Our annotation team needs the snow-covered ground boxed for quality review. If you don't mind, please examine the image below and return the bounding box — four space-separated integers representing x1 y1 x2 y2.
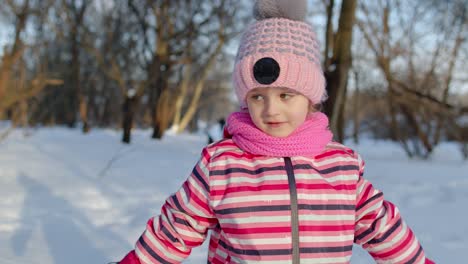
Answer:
0 127 466 263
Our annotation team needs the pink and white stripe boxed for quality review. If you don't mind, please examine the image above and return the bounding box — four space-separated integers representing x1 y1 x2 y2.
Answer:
129 140 432 263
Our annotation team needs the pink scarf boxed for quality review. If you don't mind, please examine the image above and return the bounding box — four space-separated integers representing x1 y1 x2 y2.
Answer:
225 111 333 157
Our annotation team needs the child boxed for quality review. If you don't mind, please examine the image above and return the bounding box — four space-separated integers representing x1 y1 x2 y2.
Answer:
116 0 434 263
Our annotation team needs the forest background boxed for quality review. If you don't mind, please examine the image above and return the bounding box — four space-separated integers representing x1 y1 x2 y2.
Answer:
0 0 467 159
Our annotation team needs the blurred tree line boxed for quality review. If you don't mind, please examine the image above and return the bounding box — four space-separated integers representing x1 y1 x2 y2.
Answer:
0 0 467 159
0 0 243 143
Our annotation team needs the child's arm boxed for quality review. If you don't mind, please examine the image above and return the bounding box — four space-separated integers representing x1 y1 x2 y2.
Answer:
118 148 217 264
354 156 434 263
115 251 140 263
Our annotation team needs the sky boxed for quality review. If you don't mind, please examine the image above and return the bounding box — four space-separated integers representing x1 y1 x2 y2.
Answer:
0 124 467 263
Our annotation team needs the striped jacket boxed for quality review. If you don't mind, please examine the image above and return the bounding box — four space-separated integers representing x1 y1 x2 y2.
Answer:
127 139 431 263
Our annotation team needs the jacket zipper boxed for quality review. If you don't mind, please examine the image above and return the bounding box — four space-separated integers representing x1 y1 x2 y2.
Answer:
284 157 300 264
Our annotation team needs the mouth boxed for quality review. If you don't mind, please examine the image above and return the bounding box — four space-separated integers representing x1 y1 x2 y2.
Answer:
265 122 285 128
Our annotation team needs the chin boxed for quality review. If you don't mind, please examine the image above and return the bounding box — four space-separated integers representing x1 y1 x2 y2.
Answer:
266 131 292 138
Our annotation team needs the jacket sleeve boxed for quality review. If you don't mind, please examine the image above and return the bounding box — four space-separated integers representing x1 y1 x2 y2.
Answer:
354 155 434 263
118 250 141 264
128 148 218 263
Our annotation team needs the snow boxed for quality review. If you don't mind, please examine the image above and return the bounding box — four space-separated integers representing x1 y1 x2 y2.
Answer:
0 127 467 263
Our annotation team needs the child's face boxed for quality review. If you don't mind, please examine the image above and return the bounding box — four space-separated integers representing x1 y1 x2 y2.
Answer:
246 87 311 138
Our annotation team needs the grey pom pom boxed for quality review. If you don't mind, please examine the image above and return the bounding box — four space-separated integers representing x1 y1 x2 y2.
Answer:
253 0 308 21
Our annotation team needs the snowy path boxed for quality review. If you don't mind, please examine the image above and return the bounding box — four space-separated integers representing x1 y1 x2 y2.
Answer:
0 128 466 263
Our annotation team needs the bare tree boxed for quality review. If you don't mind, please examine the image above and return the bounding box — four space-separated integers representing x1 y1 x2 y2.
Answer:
322 0 358 142
171 0 244 133
356 0 467 158
61 0 92 131
120 0 245 140
86 1 143 143
0 0 62 124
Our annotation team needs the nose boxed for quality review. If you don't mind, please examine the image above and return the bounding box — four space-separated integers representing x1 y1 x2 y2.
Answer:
263 97 280 117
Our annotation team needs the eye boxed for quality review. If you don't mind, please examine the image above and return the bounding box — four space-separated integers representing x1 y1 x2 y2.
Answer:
280 93 294 99
250 94 263 101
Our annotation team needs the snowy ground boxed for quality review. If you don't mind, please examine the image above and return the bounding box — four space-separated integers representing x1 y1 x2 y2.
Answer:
0 126 467 264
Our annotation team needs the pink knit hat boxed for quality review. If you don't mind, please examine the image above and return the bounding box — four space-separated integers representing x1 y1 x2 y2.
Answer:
233 0 326 107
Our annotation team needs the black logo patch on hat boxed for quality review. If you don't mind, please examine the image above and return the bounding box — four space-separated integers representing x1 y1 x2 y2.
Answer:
253 57 280 85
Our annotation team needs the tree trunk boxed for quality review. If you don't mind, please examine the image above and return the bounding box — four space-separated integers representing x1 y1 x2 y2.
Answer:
69 27 80 128
122 96 137 144
399 103 433 158
80 96 90 133
324 0 335 70
352 71 360 144
0 59 10 102
172 64 192 129
433 21 464 146
20 100 29 127
323 0 357 141
0 0 27 112
151 89 165 139
152 88 173 139
69 2 88 129
176 39 224 133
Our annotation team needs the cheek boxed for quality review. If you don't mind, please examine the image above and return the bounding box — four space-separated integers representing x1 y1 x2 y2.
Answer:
247 101 262 115
294 111 308 124
291 105 309 124
247 107 262 123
